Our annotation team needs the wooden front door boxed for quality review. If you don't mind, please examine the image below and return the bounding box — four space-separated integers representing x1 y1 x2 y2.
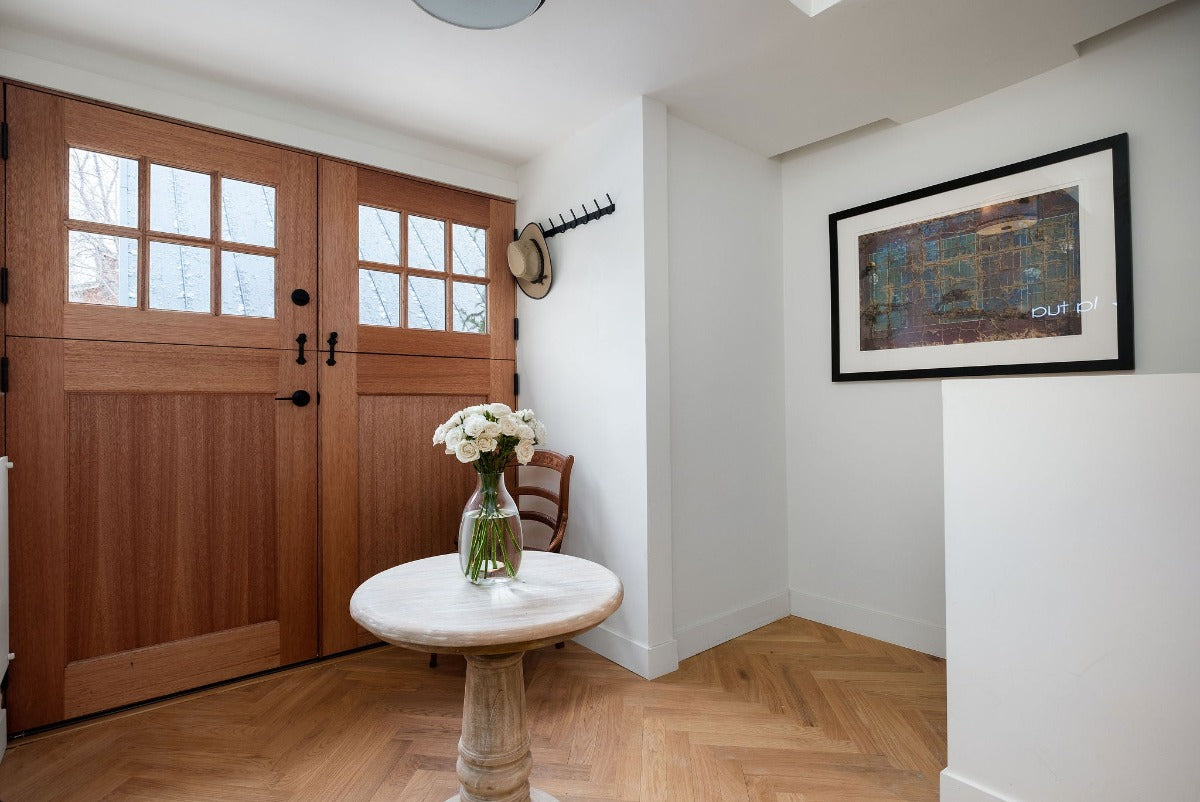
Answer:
3 86 318 731
316 159 516 653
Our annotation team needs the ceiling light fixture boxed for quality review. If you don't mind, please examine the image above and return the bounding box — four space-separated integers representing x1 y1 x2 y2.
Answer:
412 0 544 29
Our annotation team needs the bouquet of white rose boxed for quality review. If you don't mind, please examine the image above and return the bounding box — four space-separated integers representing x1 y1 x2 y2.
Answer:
434 403 546 582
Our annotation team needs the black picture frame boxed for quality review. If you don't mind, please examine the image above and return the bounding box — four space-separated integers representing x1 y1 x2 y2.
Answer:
829 134 1133 382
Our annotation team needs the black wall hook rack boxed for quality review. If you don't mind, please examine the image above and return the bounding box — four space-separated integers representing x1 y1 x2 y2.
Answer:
524 194 616 240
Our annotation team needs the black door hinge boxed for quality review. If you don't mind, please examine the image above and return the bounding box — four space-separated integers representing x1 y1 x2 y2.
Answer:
513 317 519 341
1 267 8 304
1 121 8 161
513 372 520 397
1 358 9 394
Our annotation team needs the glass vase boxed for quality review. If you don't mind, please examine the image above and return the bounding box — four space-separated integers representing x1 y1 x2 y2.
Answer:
459 471 523 585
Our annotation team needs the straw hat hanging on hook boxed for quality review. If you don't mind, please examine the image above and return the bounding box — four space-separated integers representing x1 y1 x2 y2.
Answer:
507 222 554 299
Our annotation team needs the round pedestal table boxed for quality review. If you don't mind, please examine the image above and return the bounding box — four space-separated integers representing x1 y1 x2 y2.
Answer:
350 551 623 802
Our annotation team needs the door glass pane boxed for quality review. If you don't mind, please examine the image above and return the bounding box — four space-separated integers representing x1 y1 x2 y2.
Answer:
452 282 487 333
150 164 211 238
150 241 211 312
408 275 445 330
452 224 486 277
68 231 138 307
359 268 400 327
359 205 401 265
221 178 276 247
222 251 275 318
408 215 445 271
68 148 138 228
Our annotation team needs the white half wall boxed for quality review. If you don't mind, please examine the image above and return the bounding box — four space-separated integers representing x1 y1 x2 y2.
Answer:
0 27 517 197
942 374 1200 802
516 97 677 678
781 0 1200 657
666 116 789 660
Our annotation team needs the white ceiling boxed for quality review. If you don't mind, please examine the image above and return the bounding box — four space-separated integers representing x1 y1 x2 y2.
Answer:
0 0 1175 164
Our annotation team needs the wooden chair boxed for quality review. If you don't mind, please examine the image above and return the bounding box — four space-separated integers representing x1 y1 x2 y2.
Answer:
510 449 574 554
430 450 575 668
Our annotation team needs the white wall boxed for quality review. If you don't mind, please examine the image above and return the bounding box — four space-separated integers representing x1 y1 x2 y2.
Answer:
515 97 677 678
666 117 790 659
941 374 1200 802
780 0 1200 657
0 28 517 197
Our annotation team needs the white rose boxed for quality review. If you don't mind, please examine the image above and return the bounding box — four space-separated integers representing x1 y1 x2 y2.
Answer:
445 428 465 448
514 440 536 464
532 419 547 443
455 439 481 463
498 414 520 437
515 423 535 441
463 414 488 437
475 435 498 453
486 402 512 417
433 422 448 445
480 421 501 439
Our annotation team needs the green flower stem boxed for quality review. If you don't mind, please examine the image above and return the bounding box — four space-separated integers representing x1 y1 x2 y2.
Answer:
464 471 522 582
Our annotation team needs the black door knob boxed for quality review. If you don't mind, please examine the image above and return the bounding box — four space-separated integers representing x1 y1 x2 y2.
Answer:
291 289 311 306
274 390 311 407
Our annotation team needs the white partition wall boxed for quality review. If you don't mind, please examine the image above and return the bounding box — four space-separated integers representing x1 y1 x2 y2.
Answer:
941 375 1200 802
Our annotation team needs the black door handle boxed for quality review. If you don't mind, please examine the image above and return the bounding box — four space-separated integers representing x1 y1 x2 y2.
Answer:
275 390 311 407
296 333 307 365
326 332 338 366
291 288 311 306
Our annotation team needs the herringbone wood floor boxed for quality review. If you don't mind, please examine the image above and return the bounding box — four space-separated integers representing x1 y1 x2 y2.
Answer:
0 617 946 801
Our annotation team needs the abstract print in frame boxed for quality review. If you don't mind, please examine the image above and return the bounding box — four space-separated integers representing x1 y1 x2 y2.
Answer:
829 134 1132 381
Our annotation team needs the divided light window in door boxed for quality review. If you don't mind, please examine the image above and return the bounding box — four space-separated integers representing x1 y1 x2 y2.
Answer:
66 147 279 318
357 205 489 333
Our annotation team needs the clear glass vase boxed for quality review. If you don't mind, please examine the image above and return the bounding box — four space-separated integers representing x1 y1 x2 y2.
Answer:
459 471 524 585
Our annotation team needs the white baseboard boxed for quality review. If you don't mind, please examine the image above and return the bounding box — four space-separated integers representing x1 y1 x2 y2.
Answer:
789 589 946 657
675 592 791 661
941 769 1021 802
572 625 679 679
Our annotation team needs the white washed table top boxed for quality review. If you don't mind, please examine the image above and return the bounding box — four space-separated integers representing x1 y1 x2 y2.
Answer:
350 552 624 655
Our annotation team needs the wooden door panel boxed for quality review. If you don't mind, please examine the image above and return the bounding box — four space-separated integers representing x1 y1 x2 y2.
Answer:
317 157 517 656
63 339 279 393
357 352 495 395
7 337 317 731
66 392 278 661
6 87 62 339
1 85 7 456
357 393 481 585
356 167 491 228
63 621 279 720
6 86 316 351
63 100 284 186
320 354 515 654
6 338 66 732
317 159 515 360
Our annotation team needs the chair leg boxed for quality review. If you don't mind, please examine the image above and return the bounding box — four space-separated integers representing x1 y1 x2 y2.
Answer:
429 653 438 668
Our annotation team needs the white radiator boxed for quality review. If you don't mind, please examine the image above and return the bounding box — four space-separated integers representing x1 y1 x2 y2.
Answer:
0 457 12 757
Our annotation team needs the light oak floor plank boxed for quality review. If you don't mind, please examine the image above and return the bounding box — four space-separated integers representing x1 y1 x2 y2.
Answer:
0 617 945 801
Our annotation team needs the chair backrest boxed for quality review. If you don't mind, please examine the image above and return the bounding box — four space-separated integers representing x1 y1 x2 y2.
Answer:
510 450 574 553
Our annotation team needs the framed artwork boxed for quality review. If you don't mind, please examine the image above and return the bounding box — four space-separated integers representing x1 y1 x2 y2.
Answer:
829 134 1132 381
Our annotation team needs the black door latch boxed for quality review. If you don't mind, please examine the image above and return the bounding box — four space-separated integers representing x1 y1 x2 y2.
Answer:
326 332 338 366
275 390 311 407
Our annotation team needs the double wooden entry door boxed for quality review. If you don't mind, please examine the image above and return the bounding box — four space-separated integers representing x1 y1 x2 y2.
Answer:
2 85 515 732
